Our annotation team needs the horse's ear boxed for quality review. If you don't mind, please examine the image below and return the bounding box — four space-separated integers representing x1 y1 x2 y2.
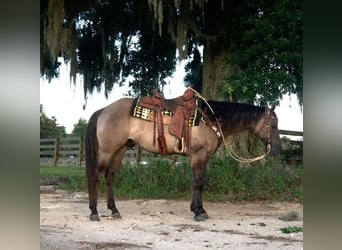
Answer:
265 105 275 115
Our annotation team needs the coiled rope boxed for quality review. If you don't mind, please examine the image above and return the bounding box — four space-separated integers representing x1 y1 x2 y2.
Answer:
189 87 271 163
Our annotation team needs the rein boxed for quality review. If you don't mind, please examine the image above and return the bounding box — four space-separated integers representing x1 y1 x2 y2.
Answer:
190 87 272 163
224 137 271 163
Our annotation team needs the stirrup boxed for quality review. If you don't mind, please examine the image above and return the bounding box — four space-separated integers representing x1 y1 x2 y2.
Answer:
174 137 186 154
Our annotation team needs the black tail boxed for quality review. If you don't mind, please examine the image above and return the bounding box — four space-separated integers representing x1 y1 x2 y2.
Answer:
85 108 104 194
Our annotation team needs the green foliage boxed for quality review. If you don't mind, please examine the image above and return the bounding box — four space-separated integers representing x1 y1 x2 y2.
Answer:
40 166 86 191
41 0 303 104
224 0 303 106
204 157 302 202
205 157 245 199
71 118 88 137
41 0 177 99
40 155 303 202
115 158 192 199
280 226 303 234
40 104 66 138
125 28 177 96
184 48 203 93
281 137 303 164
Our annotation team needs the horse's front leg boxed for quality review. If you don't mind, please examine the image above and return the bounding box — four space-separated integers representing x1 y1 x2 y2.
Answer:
190 152 210 221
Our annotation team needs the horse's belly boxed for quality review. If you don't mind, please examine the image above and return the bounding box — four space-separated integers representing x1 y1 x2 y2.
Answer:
128 118 179 154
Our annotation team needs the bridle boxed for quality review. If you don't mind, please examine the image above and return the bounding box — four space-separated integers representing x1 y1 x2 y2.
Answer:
256 108 277 147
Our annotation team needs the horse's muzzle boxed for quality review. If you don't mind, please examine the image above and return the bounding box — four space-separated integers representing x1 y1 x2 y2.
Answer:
270 145 281 156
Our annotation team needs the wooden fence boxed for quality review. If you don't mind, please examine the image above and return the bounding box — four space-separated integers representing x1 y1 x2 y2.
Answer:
40 137 84 166
40 130 303 166
40 137 157 166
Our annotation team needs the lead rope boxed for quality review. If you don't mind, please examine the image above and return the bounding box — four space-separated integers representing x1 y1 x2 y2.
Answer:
225 137 271 163
188 87 271 163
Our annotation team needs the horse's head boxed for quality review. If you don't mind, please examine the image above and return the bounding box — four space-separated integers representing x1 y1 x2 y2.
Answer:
254 107 281 156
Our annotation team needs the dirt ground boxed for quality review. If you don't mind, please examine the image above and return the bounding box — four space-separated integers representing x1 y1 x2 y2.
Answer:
40 187 303 250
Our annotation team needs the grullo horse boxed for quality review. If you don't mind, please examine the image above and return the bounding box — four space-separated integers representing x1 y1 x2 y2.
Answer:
85 92 281 221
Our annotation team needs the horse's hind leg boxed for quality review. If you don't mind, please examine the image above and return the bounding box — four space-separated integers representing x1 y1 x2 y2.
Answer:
87 166 105 221
105 168 121 219
190 150 210 221
87 152 112 221
105 145 127 219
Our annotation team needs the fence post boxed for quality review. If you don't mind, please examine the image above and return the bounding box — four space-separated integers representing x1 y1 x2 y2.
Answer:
79 136 83 167
53 137 60 166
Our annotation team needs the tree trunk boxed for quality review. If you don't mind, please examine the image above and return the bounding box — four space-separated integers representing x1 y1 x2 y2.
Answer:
201 41 263 159
201 41 233 100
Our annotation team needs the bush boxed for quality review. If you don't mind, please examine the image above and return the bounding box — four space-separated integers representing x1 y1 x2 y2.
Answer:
40 155 303 202
115 157 192 199
204 156 302 202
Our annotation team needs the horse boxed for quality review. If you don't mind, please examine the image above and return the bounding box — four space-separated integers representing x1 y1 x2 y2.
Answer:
85 91 281 222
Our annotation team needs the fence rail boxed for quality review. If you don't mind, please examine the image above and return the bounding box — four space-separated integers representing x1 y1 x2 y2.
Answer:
40 129 302 166
278 129 303 137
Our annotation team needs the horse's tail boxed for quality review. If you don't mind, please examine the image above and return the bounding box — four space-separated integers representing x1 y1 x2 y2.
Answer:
85 108 104 198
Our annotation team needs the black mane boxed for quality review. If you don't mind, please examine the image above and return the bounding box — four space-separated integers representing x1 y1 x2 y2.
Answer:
204 100 266 132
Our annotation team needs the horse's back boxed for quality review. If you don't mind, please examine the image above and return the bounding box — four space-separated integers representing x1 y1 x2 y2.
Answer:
96 98 132 129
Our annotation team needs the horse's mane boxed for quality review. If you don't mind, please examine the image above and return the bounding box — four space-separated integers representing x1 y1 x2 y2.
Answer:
205 100 265 126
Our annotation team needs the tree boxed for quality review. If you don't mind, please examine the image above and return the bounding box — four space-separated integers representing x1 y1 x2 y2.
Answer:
184 47 203 93
40 0 302 106
40 104 66 138
71 118 88 137
223 0 303 106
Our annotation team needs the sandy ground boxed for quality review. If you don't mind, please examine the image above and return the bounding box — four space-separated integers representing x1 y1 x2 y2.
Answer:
40 188 303 249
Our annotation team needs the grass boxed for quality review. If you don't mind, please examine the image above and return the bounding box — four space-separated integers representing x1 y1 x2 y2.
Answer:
40 165 87 191
40 155 303 202
280 226 303 234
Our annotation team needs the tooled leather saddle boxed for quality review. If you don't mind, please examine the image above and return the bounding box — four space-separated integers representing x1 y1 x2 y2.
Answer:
131 88 199 155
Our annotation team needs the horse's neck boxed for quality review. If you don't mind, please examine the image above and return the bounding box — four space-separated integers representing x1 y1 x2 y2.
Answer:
220 107 260 138
222 117 252 136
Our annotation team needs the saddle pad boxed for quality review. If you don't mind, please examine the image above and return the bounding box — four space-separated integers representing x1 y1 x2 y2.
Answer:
130 97 202 126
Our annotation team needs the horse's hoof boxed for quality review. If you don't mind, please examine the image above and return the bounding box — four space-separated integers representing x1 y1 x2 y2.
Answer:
200 212 209 219
194 213 208 222
111 212 122 219
90 214 100 221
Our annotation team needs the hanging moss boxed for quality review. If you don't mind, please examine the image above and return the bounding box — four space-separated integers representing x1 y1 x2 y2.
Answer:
44 0 67 62
68 23 78 84
40 0 302 108
42 0 79 84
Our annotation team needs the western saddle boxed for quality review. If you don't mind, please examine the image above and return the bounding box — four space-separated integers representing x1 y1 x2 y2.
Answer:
136 87 198 155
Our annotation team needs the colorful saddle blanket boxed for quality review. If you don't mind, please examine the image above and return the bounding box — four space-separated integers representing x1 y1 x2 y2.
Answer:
131 99 200 127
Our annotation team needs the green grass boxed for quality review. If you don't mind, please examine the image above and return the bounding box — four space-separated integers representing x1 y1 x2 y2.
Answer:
40 166 87 191
280 226 303 234
40 155 303 202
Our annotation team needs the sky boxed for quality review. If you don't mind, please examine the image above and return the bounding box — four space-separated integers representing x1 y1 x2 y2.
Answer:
40 61 303 136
